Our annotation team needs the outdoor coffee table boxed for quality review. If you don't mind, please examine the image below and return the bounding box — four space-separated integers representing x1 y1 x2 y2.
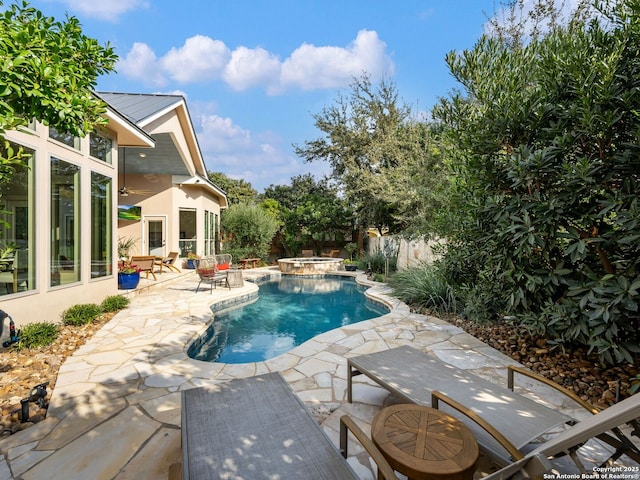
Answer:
371 403 479 480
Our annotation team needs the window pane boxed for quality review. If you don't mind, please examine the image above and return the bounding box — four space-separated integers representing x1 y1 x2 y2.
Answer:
51 158 80 286
0 144 35 296
90 131 113 163
179 209 197 256
91 172 112 278
49 127 81 150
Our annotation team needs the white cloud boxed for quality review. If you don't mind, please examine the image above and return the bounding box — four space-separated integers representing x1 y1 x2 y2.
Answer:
195 112 328 191
223 47 282 91
117 42 166 87
161 35 231 83
281 30 394 91
56 0 149 22
119 30 394 94
199 114 252 153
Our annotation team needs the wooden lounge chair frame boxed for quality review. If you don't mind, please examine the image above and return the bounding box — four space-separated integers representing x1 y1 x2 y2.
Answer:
129 255 157 280
155 251 180 273
180 372 395 479
347 345 640 471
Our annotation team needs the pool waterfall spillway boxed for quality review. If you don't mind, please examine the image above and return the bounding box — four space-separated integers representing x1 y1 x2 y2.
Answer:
278 257 344 275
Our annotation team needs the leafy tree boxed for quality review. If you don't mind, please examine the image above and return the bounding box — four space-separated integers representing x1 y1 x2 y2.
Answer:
207 171 257 205
220 203 278 261
294 75 447 236
261 174 329 210
0 1 116 148
262 174 354 256
433 0 640 364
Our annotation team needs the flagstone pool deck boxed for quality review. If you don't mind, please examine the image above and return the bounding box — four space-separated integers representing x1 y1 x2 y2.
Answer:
0 268 596 480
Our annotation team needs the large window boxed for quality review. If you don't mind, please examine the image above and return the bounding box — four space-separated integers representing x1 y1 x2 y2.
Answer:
51 158 80 286
204 210 216 256
89 130 113 163
91 172 112 278
49 127 81 150
0 144 35 296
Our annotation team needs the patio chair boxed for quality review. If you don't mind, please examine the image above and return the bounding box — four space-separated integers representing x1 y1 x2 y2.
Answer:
347 345 640 472
480 391 640 479
181 372 397 479
195 257 229 292
155 251 180 273
129 255 157 280
213 253 232 271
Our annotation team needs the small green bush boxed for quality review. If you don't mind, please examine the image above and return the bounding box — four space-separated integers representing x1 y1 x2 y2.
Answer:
17 322 58 349
361 251 397 275
101 295 129 312
62 303 103 326
388 263 457 317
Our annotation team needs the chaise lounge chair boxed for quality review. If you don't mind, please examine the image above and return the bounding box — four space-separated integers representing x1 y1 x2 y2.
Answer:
482 390 640 478
180 372 397 479
347 345 640 473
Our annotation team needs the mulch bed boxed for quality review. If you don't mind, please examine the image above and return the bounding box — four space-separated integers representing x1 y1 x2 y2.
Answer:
445 314 640 408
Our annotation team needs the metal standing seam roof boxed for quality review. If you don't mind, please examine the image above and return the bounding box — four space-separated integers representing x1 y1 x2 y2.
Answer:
96 92 185 125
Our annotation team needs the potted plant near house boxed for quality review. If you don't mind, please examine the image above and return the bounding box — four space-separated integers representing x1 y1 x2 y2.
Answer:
186 252 200 269
118 236 137 261
118 262 141 290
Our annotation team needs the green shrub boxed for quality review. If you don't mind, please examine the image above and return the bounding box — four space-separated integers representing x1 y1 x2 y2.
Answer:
17 322 58 349
62 303 103 326
221 203 279 260
101 295 129 312
361 249 397 275
388 263 457 317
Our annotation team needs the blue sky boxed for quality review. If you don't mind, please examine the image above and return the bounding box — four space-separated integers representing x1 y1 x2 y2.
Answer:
26 1 506 192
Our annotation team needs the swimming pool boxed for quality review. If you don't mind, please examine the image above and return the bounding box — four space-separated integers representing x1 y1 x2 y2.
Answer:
187 275 388 363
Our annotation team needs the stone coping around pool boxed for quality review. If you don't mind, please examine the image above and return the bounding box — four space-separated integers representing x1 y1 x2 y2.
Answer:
172 272 406 379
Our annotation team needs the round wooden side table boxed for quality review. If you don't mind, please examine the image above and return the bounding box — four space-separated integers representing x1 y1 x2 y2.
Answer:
371 404 479 480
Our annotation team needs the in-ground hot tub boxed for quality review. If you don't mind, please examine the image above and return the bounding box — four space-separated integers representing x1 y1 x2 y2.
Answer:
278 257 344 275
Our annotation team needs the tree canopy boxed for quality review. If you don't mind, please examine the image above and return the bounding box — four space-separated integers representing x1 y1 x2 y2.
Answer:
261 174 353 256
207 171 257 205
294 75 447 236
0 1 116 140
433 0 640 363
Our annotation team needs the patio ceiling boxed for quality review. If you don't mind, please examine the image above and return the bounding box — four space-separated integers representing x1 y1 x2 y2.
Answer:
119 133 191 176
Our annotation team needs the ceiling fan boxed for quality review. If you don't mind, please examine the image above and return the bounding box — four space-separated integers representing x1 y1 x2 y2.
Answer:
119 149 153 197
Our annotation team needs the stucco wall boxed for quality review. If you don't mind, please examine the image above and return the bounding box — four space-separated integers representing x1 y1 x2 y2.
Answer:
367 236 444 270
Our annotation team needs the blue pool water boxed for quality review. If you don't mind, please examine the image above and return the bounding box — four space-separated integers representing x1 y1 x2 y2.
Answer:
188 276 388 364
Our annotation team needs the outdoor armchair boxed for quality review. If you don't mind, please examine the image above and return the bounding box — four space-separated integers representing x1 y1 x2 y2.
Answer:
195 257 229 292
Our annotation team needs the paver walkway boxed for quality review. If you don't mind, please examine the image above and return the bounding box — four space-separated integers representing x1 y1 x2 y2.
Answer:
0 268 613 479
